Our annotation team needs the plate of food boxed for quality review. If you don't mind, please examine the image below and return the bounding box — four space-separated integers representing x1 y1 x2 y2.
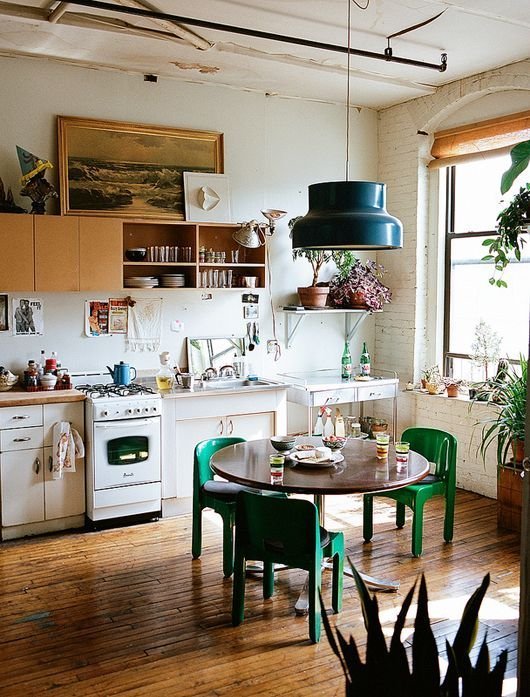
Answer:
290 450 344 467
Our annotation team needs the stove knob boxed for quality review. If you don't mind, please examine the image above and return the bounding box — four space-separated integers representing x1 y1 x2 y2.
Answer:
143 407 150 414
101 409 109 418
126 408 133 415
152 406 158 413
135 407 141 414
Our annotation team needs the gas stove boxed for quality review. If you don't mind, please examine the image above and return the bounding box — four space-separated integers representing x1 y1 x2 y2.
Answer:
75 382 157 399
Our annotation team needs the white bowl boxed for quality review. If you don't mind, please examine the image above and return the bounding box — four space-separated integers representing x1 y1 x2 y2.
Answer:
0 374 18 391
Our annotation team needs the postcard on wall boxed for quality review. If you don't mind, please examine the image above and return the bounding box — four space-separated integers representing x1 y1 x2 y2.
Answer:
108 298 128 334
85 300 109 337
12 297 43 336
0 295 8 332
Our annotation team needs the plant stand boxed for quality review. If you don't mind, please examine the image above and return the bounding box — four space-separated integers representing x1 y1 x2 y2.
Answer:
497 466 523 533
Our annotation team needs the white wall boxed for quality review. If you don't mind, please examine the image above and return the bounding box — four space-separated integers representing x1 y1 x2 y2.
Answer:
0 55 378 378
377 59 530 497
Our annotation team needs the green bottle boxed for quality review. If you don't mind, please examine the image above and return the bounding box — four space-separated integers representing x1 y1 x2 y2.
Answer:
360 341 371 376
341 341 352 380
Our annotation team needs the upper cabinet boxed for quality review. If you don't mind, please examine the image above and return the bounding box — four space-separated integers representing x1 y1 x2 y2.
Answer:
35 216 79 291
79 217 123 290
0 214 35 291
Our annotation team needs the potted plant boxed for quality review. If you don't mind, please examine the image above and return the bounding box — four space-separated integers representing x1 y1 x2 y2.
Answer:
471 319 501 383
328 255 392 311
474 355 527 532
482 139 530 286
421 365 444 394
290 217 333 307
443 376 463 398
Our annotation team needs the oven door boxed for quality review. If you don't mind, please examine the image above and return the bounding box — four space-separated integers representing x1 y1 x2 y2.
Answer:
93 417 161 490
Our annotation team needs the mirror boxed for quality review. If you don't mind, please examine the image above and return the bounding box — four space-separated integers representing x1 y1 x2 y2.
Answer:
187 336 245 376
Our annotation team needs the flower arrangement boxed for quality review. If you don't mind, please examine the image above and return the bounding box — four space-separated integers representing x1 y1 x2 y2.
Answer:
329 256 392 311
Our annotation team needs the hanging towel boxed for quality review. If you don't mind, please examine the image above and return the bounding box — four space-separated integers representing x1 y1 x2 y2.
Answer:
126 298 163 352
52 422 85 480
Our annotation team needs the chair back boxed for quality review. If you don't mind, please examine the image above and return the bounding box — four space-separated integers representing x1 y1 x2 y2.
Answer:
194 437 246 491
235 491 320 565
401 427 457 487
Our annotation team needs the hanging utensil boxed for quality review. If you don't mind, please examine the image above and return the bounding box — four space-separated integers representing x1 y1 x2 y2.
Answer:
253 321 260 345
247 322 255 351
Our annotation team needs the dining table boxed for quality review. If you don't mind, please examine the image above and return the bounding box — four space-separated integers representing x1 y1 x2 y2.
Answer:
210 435 430 608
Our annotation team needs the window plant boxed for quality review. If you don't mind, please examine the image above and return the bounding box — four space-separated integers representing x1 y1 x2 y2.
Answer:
482 140 530 286
289 216 333 307
470 319 501 382
443 376 464 397
328 255 392 311
421 365 444 394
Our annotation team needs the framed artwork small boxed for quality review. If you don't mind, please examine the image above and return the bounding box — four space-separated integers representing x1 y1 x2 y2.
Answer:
183 172 231 222
0 294 8 332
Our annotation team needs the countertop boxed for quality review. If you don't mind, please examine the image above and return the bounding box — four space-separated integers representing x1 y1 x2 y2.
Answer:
276 369 398 392
0 388 86 407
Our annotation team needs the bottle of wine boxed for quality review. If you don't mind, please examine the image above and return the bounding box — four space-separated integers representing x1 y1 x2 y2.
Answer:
360 342 371 376
341 341 352 380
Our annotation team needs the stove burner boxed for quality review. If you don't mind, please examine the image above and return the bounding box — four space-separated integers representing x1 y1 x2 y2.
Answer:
75 382 156 398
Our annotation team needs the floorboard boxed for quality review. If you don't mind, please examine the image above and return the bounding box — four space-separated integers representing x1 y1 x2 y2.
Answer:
0 490 520 696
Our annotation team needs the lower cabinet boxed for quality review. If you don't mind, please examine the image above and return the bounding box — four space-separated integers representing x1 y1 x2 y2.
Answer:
161 388 287 515
0 401 85 539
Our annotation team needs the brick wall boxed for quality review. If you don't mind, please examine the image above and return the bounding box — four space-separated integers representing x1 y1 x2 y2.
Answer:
375 59 530 499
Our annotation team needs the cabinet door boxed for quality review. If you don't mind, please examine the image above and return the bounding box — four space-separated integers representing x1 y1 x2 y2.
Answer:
79 217 123 290
43 446 85 520
228 412 275 440
43 402 84 447
0 214 34 290
0 448 44 526
34 216 79 291
174 416 224 498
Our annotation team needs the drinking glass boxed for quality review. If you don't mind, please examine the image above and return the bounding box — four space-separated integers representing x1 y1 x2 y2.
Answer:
395 441 410 469
375 432 390 459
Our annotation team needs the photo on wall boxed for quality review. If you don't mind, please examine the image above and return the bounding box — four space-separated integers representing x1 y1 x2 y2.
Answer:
12 297 44 336
0 294 8 332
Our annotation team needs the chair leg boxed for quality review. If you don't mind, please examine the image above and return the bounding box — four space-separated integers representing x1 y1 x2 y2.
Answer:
263 562 274 599
411 498 426 557
191 503 202 560
363 495 374 542
396 501 406 528
443 488 455 543
222 511 235 578
232 550 246 627
331 541 344 613
308 562 321 643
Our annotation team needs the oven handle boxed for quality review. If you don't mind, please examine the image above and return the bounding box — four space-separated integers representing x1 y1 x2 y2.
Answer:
94 418 160 431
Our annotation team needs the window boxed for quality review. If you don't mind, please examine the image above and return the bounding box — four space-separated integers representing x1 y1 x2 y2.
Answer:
443 152 529 382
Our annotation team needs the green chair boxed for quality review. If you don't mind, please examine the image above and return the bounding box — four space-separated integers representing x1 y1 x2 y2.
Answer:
192 437 248 578
232 490 344 643
363 427 458 557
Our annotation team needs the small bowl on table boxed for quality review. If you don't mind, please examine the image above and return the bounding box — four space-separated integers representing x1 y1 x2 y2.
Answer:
125 247 147 262
321 435 347 451
270 435 296 453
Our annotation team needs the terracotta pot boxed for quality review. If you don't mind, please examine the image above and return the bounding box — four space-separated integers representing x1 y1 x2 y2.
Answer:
497 466 523 533
348 289 370 309
511 438 525 464
446 384 459 398
297 285 329 308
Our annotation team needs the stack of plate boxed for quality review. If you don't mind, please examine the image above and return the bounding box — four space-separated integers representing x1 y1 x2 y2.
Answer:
159 274 186 288
124 276 159 288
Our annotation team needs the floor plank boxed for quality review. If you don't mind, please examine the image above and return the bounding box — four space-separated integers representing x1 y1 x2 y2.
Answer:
0 490 520 696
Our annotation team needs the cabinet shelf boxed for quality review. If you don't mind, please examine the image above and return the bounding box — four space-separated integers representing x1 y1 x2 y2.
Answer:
281 308 376 348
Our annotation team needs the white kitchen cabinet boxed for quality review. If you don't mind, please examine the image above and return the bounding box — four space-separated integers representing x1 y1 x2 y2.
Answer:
0 401 85 539
161 387 287 516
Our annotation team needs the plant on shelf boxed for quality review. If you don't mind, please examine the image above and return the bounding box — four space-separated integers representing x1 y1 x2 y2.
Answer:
474 354 527 468
443 376 464 398
471 319 501 382
328 256 392 311
421 365 444 394
482 139 530 286
290 216 334 307
321 561 507 697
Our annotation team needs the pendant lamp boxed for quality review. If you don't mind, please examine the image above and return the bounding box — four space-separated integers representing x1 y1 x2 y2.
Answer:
291 2 403 251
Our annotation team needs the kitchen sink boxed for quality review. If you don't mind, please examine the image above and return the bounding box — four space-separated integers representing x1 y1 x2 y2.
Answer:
199 378 279 390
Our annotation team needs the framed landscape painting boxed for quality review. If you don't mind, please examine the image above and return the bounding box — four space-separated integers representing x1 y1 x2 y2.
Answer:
58 116 224 219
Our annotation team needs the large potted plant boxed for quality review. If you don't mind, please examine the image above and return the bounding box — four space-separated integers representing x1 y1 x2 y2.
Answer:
474 355 527 531
328 254 392 310
290 217 333 307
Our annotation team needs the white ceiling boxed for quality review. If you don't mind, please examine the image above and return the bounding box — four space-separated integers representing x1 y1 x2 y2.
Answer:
0 0 529 109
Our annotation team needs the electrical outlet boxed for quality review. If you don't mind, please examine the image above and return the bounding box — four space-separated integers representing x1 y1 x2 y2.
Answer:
267 340 279 354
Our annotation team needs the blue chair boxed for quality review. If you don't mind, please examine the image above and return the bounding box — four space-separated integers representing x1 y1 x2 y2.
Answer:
232 490 344 643
363 427 457 557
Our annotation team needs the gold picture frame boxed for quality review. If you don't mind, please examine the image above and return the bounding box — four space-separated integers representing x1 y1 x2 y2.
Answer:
58 116 224 219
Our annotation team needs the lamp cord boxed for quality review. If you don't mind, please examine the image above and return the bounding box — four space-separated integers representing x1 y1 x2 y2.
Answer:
265 240 281 361
345 0 352 182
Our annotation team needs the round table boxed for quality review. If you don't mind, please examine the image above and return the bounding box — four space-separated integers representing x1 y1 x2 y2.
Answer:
211 436 429 596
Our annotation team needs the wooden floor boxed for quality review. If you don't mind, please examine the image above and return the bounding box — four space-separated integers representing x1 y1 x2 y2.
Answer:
0 490 521 696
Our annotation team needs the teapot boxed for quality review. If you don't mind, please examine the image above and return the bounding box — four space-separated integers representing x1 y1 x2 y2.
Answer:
107 361 137 386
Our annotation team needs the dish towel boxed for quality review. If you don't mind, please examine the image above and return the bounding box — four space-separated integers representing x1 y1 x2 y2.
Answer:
52 422 85 480
126 298 163 352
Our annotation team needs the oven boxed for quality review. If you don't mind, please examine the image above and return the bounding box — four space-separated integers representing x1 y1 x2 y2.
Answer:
73 374 163 522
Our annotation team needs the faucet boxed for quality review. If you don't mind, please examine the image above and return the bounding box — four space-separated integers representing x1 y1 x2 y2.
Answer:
219 364 236 378
202 366 218 380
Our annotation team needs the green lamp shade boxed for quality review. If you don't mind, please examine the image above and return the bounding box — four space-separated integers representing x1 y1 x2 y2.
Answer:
291 181 403 250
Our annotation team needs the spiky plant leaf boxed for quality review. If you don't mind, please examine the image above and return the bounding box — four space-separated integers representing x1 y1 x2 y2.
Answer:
412 575 440 695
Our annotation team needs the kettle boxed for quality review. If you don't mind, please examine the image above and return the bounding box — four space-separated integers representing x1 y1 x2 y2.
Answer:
107 361 137 386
